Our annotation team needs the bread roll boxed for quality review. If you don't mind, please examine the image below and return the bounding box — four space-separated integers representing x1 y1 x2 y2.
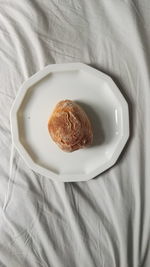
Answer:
48 100 93 152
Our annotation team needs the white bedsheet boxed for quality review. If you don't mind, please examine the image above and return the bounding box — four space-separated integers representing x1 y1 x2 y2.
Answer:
0 1 150 266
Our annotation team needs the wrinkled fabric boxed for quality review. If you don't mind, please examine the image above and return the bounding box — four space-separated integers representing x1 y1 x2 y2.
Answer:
0 0 150 266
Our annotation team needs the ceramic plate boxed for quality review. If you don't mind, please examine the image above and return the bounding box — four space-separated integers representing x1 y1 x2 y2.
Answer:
10 63 129 182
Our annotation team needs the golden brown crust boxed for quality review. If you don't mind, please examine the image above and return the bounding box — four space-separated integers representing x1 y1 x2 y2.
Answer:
48 100 93 152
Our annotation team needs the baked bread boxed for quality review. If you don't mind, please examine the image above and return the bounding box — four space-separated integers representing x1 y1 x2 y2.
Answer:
48 100 93 152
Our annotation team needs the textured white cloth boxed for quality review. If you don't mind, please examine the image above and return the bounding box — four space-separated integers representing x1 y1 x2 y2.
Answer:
0 0 150 266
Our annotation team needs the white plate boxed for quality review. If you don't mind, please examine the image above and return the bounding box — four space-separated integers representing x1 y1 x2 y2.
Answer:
10 63 129 182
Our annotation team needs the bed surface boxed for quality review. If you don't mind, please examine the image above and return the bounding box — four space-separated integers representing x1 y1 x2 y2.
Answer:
0 1 150 266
